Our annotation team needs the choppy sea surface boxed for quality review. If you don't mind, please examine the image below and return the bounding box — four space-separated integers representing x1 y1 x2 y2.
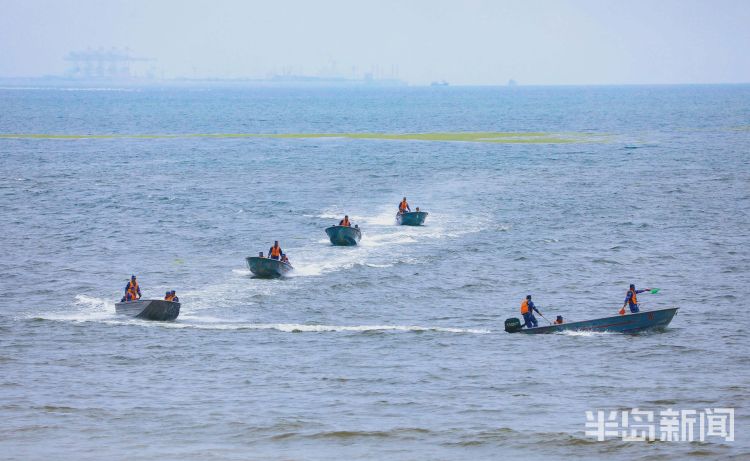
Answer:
1 85 749 460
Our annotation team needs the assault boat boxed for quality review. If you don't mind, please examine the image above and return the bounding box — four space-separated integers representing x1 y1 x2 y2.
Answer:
325 225 362 246
115 299 181 321
246 256 294 278
504 307 678 334
396 211 428 226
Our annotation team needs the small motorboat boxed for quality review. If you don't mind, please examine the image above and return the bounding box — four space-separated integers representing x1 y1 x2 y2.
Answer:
246 256 294 278
325 225 362 246
504 307 678 334
396 211 428 226
115 299 181 321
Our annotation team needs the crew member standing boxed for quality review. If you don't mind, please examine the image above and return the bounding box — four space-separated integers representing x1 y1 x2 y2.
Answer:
398 197 411 213
622 284 651 314
268 241 283 261
520 295 542 328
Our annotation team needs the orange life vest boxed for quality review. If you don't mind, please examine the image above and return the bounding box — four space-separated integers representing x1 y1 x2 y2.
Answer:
399 200 409 212
554 319 563 324
165 294 173 301
520 299 529 314
127 280 139 299
629 290 638 305
271 245 281 258
342 217 350 227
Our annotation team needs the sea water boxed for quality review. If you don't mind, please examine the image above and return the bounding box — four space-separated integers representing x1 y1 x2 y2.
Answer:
1 85 748 459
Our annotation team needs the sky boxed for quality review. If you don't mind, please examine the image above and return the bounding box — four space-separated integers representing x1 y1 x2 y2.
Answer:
0 0 749 85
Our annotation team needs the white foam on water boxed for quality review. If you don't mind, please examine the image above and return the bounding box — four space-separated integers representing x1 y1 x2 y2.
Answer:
74 294 111 310
179 271 277 311
288 252 367 277
41 300 493 336
317 211 342 220
154 322 491 334
365 263 393 268
175 313 227 323
316 206 396 227
286 204 494 279
557 330 615 337
360 209 400 226
38 294 117 323
359 232 418 248
151 203 495 315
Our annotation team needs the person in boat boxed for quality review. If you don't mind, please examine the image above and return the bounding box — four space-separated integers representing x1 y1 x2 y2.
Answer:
398 197 411 213
120 292 134 302
281 254 290 264
415 207 420 212
170 290 179 303
258 251 264 258
520 295 541 328
268 241 283 260
125 275 141 301
164 291 172 301
339 215 351 227
554 315 564 325
622 284 651 313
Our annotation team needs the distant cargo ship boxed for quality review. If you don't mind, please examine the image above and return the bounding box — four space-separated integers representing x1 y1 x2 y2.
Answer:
430 80 449 86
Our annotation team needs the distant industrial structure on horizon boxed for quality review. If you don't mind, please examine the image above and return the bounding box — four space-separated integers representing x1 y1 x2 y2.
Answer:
64 47 156 80
44 48 408 87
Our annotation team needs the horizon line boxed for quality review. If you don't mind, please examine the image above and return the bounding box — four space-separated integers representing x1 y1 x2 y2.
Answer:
0 75 749 88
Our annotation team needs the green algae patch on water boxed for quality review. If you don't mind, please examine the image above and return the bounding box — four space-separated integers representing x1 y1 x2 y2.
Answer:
0 132 605 144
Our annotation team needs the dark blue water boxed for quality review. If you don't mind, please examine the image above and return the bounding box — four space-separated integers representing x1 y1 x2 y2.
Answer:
1 85 749 460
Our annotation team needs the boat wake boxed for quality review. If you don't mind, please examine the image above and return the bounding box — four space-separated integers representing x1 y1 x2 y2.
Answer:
157 321 491 334
33 295 117 323
34 302 491 335
557 330 615 337
288 204 492 278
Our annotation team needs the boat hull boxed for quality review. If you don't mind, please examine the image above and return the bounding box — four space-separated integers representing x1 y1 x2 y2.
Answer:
510 307 678 334
325 225 362 246
115 299 181 321
396 211 428 226
246 256 294 278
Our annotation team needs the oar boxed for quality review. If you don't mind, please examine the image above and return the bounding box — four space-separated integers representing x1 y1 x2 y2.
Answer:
537 311 553 325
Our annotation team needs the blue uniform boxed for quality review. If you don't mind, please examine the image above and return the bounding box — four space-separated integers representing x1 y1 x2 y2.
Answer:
523 300 540 328
624 289 647 313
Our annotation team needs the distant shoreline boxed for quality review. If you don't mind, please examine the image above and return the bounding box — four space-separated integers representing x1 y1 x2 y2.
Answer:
0 77 748 89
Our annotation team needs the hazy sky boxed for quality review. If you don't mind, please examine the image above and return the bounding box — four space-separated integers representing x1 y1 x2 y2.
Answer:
1 0 749 85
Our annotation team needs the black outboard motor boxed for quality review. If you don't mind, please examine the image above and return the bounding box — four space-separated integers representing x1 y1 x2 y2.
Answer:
504 317 523 333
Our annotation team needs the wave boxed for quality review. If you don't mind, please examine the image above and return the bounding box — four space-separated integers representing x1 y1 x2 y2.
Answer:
43 296 491 335
271 427 433 441
148 320 491 334
35 295 116 323
36 314 491 335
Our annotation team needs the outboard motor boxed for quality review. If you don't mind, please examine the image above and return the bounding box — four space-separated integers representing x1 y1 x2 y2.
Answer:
504 317 523 333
